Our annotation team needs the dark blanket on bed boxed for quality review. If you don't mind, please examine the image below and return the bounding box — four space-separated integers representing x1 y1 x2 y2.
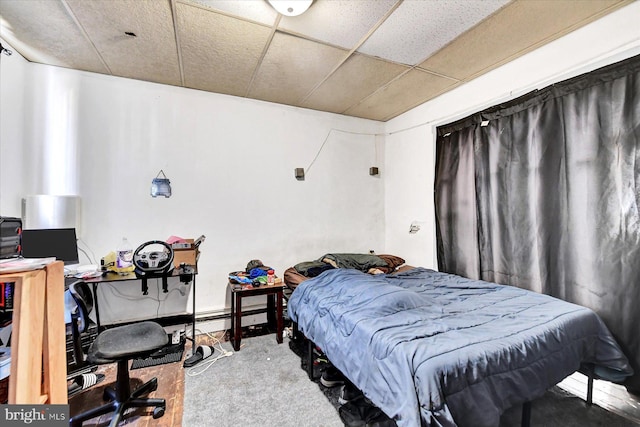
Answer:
288 267 633 427
320 253 389 271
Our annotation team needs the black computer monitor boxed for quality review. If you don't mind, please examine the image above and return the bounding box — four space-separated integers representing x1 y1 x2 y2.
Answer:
20 228 80 265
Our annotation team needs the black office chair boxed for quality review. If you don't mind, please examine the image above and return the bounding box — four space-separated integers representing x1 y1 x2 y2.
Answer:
67 281 95 373
67 281 168 427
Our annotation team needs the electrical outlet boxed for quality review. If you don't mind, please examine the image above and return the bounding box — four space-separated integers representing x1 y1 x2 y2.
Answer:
172 330 180 345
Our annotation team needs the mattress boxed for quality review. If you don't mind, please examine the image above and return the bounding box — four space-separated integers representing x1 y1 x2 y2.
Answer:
288 267 633 427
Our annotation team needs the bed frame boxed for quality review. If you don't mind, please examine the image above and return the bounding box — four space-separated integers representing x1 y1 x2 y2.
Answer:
293 323 597 427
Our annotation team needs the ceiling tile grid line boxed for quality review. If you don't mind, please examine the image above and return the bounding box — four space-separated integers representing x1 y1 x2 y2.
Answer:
275 0 401 51
339 64 421 117
381 80 463 123
61 0 112 75
244 13 281 98
187 0 278 26
177 0 275 28
298 0 405 106
170 0 186 86
413 66 462 83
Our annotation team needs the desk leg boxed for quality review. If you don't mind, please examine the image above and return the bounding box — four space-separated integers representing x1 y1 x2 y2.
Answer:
267 294 275 330
92 283 102 332
191 275 196 346
233 292 242 351
230 289 235 349
276 289 283 344
43 262 67 404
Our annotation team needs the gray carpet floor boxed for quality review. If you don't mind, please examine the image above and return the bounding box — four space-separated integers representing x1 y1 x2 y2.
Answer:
183 334 342 427
184 333 638 427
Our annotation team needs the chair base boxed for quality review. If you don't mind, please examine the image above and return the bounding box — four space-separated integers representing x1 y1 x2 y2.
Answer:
69 360 166 427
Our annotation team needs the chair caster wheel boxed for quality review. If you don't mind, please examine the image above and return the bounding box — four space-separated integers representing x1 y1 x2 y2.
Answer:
153 406 165 419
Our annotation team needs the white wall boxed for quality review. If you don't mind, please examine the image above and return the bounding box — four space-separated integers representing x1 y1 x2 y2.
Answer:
3 1 639 329
383 1 640 270
1 51 385 326
0 39 27 218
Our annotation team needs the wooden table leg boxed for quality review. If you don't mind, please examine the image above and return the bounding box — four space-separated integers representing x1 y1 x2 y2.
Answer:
229 287 235 348
233 292 242 351
276 289 283 344
267 294 275 330
43 262 67 403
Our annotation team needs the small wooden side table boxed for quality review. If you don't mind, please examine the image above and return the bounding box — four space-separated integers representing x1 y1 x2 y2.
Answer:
228 281 284 351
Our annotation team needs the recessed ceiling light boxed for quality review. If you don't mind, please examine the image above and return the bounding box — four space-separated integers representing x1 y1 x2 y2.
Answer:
267 0 313 17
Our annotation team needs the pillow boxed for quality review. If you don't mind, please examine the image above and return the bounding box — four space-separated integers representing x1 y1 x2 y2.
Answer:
283 267 308 289
377 254 405 270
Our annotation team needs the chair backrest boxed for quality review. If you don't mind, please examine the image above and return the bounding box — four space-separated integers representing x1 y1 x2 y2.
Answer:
68 281 93 334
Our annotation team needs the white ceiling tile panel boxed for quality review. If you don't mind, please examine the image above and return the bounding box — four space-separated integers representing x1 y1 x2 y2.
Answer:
302 53 409 114
0 0 631 121
0 0 108 73
176 3 272 96
345 68 458 121
248 32 349 106
419 0 628 82
358 0 511 65
65 0 181 86
278 0 398 49
187 0 278 25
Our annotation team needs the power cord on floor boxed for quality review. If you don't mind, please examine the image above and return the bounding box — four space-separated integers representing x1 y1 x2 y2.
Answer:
185 329 234 377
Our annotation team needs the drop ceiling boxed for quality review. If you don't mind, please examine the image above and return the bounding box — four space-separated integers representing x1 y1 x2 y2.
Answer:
0 0 632 121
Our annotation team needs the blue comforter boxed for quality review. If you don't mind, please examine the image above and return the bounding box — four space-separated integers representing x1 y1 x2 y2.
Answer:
288 267 632 427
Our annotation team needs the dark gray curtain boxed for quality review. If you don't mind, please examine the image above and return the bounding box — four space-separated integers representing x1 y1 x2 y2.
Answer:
435 54 640 392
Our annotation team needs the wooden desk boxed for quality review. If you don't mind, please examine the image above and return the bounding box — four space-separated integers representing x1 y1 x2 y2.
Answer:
228 282 284 351
0 261 67 404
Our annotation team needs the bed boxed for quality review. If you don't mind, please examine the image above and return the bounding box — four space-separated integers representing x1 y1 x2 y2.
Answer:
287 264 633 427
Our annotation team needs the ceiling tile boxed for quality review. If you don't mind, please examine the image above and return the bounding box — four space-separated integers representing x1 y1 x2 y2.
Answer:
358 0 511 65
345 69 458 121
0 0 632 122
302 53 409 114
187 0 278 26
278 0 398 49
66 0 181 86
0 0 108 73
176 2 272 96
419 0 631 81
248 32 349 106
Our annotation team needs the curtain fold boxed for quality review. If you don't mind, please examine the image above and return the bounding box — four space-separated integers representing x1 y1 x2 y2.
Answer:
435 54 640 392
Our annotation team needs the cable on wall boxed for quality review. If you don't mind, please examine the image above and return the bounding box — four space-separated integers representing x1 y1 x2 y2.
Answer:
300 128 386 180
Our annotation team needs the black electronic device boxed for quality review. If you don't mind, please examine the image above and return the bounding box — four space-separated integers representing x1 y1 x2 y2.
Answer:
20 228 79 265
133 240 174 276
178 263 194 284
133 241 174 295
0 216 22 259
